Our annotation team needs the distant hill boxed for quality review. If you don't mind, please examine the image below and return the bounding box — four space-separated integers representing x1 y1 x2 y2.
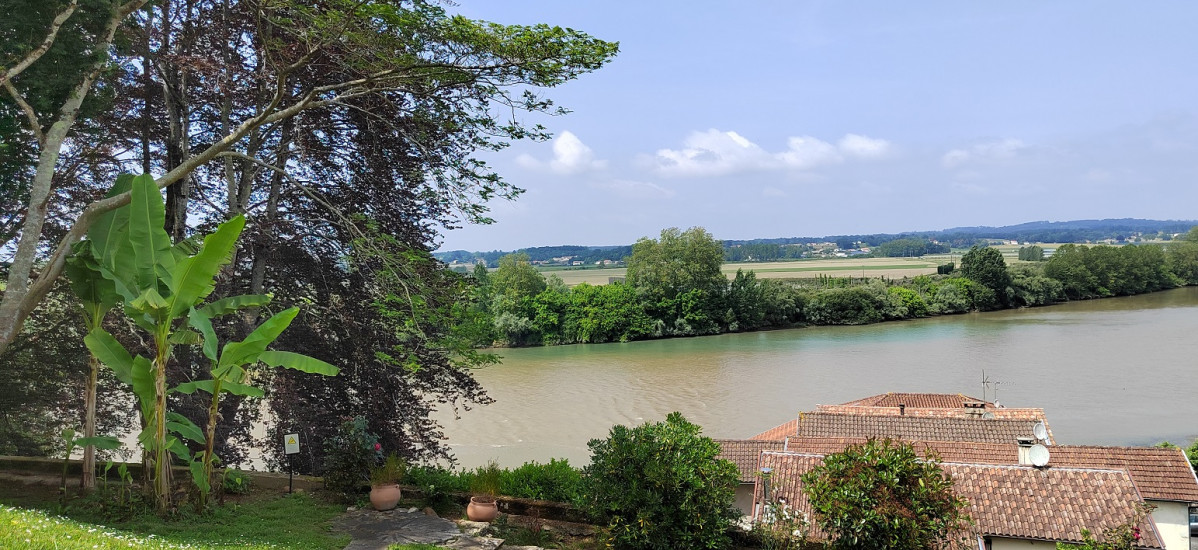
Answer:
436 218 1198 266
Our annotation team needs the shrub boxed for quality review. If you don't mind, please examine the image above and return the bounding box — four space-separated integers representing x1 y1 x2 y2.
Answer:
321 417 382 501
581 412 739 550
802 438 970 550
222 468 252 495
503 458 583 503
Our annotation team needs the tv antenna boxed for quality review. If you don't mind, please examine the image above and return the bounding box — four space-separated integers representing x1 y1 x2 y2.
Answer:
981 370 1008 405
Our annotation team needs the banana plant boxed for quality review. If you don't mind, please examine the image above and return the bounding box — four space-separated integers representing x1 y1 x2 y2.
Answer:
76 173 339 512
64 241 121 491
178 302 338 506
80 174 250 512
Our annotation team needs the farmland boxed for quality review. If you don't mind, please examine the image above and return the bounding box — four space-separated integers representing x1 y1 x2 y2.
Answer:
538 257 943 286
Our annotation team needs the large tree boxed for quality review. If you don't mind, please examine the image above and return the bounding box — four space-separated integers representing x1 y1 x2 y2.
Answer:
625 226 726 334
959 245 1010 308
2 0 617 469
0 0 619 356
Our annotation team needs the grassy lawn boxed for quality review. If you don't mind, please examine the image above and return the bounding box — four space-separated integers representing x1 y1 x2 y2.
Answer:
0 476 350 550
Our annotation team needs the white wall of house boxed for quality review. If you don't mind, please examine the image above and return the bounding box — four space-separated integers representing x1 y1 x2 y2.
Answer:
989 537 1057 550
734 483 754 516
1150 500 1190 550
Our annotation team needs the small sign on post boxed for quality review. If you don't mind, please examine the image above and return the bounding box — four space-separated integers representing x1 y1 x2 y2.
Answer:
284 433 300 455
284 433 300 493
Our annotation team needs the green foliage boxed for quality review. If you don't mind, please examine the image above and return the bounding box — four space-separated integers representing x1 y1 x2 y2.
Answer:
874 238 949 258
960 246 1011 306
581 412 739 550
1044 244 1177 299
626 227 726 305
936 262 955 275
886 286 928 317
404 459 583 504
371 454 408 487
1018 245 1045 261
470 460 503 500
802 438 970 550
502 458 583 503
491 253 547 300
804 286 884 325
322 417 383 501
222 469 252 495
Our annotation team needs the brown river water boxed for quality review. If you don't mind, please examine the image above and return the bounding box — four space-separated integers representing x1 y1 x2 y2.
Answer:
436 287 1198 468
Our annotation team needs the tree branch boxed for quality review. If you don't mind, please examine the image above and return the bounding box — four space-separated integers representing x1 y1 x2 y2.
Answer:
0 0 79 84
3 80 45 145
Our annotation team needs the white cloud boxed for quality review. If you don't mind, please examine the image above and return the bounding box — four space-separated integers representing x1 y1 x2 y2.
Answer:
839 134 891 158
762 187 788 197
777 136 841 169
651 129 774 177
941 138 1026 168
516 131 607 174
652 129 892 177
596 179 676 199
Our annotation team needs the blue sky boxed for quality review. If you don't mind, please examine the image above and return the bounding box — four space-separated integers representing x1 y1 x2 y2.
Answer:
438 1 1198 251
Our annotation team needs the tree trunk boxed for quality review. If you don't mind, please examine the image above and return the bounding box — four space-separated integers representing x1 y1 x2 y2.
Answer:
81 354 99 490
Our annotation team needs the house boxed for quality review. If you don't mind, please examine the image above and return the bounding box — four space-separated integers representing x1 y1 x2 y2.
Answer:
712 439 785 514
781 438 1198 550
754 450 1166 549
722 392 1196 550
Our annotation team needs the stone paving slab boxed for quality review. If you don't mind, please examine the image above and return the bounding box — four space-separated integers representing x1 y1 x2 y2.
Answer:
333 506 503 550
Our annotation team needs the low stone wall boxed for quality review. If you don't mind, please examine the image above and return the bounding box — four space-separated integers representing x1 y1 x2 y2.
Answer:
0 455 323 491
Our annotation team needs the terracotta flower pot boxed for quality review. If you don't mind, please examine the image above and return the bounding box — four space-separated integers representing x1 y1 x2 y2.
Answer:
369 483 401 511
466 496 498 522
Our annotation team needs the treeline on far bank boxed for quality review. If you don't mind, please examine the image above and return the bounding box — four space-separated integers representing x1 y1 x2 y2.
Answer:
455 227 1198 347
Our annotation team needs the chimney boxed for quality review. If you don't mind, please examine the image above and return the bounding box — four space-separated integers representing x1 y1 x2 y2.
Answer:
1016 437 1034 465
899 403 906 416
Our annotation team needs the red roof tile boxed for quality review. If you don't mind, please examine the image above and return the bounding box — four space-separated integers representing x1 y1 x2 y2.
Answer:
838 392 991 409
714 439 785 483
751 419 797 441
754 450 1165 548
794 412 1054 445
783 438 1198 504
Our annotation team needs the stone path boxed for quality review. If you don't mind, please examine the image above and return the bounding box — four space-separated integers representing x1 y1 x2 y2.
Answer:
332 506 542 550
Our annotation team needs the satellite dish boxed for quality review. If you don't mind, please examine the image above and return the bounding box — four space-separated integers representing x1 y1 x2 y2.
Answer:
1029 444 1050 467
1033 421 1048 441
981 412 996 420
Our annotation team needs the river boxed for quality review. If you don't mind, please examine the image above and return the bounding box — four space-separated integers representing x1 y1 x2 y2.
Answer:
436 287 1198 468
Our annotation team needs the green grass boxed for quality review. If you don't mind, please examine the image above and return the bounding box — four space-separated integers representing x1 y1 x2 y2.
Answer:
0 493 350 550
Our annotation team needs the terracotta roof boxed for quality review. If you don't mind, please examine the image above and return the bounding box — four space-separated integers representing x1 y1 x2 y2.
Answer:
794 412 1053 445
784 438 1198 504
943 462 1162 548
751 419 797 441
755 450 1165 548
714 439 786 483
816 403 1046 421
838 392 992 409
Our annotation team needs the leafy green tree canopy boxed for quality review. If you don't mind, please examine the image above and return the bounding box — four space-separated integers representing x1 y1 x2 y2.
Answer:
802 438 970 550
625 226 725 301
581 412 739 550
960 245 1011 307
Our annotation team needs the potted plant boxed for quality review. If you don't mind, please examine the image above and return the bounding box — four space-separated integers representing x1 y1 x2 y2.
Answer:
369 453 406 511
466 460 502 522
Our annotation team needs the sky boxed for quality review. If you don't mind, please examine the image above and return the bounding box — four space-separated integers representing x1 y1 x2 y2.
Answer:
437 1 1198 251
